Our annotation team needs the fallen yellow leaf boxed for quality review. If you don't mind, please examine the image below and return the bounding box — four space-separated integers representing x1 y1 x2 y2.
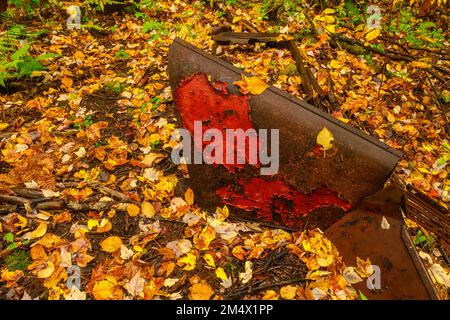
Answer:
92 280 116 300
127 203 140 217
189 282 214 300
28 222 48 240
0 123 9 131
100 236 122 253
280 285 297 299
410 61 431 69
141 201 155 218
365 28 381 42
316 127 334 151
234 75 269 95
232 246 246 260
184 188 194 205
194 225 216 250
215 267 228 281
61 77 73 89
177 252 197 271
262 290 279 300
203 253 216 268
37 261 55 278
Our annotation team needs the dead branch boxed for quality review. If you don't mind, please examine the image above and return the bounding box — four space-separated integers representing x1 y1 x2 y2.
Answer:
331 33 449 84
228 277 308 298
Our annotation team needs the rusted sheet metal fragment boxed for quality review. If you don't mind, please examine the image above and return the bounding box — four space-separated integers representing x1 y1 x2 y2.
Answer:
326 187 439 300
168 38 402 230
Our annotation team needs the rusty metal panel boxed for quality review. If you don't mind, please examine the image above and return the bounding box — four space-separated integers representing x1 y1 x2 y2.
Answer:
325 186 439 300
168 38 402 230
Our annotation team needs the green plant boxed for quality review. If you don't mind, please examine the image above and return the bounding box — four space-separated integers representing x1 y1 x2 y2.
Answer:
142 19 168 40
0 43 55 87
3 249 31 271
386 10 446 48
105 80 126 95
114 48 130 60
0 24 55 86
8 0 42 18
84 0 115 11
74 114 94 129
3 232 18 250
413 229 436 249
336 0 365 27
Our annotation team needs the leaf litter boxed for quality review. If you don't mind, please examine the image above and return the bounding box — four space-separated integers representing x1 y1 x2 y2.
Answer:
0 1 449 300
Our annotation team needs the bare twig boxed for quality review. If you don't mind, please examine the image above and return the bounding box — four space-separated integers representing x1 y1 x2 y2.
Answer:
228 277 308 297
330 33 449 84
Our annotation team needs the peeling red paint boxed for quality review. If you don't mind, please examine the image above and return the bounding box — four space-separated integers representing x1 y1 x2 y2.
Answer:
175 73 255 168
176 73 351 226
216 177 351 228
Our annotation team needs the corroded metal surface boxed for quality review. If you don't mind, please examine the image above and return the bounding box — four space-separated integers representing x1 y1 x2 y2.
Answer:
325 186 439 300
167 37 440 300
168 38 402 230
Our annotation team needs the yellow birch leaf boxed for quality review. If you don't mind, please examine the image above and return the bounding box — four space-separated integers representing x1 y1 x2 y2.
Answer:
141 201 155 218
92 280 116 300
232 246 246 260
127 203 140 217
365 28 381 41
87 219 99 230
184 188 194 205
29 222 48 240
234 75 269 95
189 282 214 300
195 225 216 250
262 290 279 300
37 261 55 278
280 285 297 299
177 252 197 271
203 253 216 268
100 236 122 253
245 76 268 95
316 127 334 151
215 267 228 281
0 123 9 131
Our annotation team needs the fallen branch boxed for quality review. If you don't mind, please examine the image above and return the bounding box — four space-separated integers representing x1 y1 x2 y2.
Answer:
0 194 31 206
331 33 449 84
228 277 308 298
287 40 314 99
96 186 140 204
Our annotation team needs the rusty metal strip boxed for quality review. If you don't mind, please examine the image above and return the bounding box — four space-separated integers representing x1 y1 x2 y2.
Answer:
401 225 441 300
325 187 435 299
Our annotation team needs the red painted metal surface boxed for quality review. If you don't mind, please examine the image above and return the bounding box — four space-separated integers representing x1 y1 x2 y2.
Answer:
217 178 351 229
175 73 254 169
168 38 438 299
175 72 352 229
169 38 402 230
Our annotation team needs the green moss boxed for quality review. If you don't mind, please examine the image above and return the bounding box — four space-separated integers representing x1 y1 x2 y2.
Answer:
3 249 31 271
281 63 298 76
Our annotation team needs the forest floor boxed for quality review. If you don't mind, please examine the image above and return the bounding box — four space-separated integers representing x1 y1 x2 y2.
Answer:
0 1 449 300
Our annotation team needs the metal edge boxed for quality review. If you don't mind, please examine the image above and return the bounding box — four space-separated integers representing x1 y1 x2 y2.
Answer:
170 37 403 159
401 225 441 300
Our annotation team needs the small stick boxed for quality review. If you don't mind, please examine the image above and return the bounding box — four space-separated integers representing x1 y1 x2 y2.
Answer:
228 277 308 297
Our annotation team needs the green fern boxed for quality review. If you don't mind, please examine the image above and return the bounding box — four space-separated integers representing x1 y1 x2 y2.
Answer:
0 25 56 87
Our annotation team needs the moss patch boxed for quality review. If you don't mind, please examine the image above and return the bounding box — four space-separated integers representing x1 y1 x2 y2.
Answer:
3 250 31 271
